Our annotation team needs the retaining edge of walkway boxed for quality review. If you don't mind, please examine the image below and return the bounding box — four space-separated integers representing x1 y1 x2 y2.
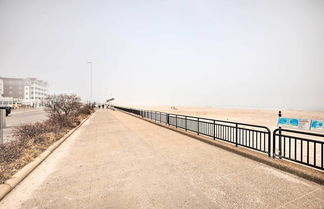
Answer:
118 110 324 185
0 112 95 201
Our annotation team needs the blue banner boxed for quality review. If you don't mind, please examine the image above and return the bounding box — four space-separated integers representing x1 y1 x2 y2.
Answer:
311 120 324 131
277 117 311 130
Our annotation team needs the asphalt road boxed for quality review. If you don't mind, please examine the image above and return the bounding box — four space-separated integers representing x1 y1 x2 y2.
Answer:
1 108 48 143
0 109 322 209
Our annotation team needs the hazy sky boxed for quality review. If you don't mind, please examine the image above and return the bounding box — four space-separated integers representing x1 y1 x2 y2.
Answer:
0 0 323 110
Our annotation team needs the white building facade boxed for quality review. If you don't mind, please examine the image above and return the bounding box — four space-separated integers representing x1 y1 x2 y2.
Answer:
0 79 3 96
0 77 49 107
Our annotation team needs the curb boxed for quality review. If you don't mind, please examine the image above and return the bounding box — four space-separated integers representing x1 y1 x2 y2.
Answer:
118 110 324 185
0 112 95 200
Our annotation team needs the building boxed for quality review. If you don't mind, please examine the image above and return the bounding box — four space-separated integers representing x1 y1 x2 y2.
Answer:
0 79 3 96
0 77 48 107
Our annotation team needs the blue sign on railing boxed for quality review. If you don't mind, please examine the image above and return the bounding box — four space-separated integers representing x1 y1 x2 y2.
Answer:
311 120 324 131
277 117 311 130
278 117 324 132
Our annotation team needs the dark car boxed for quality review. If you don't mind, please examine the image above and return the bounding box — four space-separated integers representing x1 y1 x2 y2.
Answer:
0 106 11 116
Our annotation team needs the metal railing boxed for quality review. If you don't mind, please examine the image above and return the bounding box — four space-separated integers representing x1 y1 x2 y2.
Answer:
114 106 324 170
115 106 271 157
273 128 324 170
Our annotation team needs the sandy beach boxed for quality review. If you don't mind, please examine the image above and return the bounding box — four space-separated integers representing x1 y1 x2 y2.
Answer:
131 105 324 132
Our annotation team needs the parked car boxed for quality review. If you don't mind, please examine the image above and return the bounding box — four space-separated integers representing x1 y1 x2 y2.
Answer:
0 106 11 116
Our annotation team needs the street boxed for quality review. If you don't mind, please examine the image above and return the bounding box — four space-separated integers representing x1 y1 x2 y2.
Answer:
2 108 48 143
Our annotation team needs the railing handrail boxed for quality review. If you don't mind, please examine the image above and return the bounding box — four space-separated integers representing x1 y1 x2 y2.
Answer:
134 109 271 133
274 133 324 144
274 128 324 138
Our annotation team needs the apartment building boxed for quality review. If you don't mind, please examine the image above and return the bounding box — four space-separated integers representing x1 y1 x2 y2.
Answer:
0 79 3 96
0 77 48 107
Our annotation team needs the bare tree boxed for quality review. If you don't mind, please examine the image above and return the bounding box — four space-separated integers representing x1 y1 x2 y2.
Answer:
46 94 82 127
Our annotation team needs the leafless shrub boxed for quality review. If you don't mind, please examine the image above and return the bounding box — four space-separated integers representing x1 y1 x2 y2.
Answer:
76 103 94 115
12 123 45 143
0 141 24 164
46 94 82 128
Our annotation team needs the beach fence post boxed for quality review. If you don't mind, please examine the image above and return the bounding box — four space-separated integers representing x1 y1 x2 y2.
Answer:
278 126 282 159
268 130 271 157
278 110 282 159
273 130 276 159
185 116 187 131
175 115 177 128
197 118 200 135
235 124 238 147
213 120 216 140
167 113 169 125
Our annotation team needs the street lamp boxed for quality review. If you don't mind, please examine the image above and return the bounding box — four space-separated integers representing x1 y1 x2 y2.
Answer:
87 61 93 103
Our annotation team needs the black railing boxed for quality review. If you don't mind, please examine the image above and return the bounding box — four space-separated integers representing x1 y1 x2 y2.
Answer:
115 106 271 157
114 106 324 170
273 128 324 170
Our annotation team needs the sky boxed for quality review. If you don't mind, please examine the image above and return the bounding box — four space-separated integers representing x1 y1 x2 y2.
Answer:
0 0 323 111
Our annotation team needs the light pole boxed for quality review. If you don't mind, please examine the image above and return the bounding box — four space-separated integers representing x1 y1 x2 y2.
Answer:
87 61 93 103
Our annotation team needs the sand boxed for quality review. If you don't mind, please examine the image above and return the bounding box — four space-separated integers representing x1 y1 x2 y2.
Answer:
132 105 324 132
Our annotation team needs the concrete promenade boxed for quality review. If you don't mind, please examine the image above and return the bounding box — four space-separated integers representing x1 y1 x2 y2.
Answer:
0 109 323 209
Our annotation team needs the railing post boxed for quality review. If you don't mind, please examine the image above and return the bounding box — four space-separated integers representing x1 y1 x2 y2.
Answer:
277 110 282 159
176 115 177 128
197 118 199 135
278 127 282 159
185 116 187 131
213 120 216 140
235 123 238 147
167 114 169 125
268 130 271 157
273 131 276 159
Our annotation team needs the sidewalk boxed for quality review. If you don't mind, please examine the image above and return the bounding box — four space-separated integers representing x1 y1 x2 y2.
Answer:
0 109 323 209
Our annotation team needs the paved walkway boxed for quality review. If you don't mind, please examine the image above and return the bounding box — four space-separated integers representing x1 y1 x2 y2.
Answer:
0 109 323 209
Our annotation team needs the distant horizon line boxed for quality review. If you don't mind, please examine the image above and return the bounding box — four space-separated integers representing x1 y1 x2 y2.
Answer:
114 103 324 113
